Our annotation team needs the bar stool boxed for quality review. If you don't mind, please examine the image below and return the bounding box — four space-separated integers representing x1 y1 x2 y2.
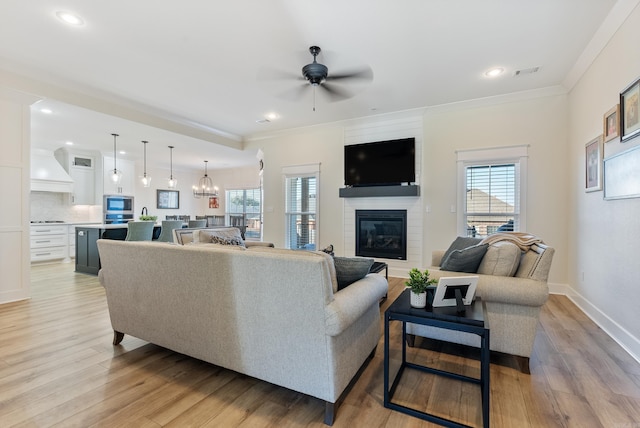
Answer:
125 221 155 241
157 220 184 242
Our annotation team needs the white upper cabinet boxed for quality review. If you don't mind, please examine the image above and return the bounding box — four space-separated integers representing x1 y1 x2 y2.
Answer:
55 148 100 205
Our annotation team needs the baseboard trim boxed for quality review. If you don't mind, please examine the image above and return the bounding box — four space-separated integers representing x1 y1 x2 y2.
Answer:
549 282 640 365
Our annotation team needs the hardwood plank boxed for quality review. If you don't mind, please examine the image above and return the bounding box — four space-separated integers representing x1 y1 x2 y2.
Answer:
1 264 639 427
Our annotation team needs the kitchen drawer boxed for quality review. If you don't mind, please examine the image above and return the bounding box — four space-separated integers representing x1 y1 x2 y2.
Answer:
30 234 68 248
31 246 67 262
30 225 68 236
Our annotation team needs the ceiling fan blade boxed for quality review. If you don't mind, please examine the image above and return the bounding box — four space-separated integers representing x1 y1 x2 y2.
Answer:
277 83 309 101
258 67 304 82
319 83 353 101
327 66 373 82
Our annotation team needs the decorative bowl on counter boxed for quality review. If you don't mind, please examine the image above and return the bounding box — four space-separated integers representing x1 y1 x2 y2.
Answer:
139 215 158 221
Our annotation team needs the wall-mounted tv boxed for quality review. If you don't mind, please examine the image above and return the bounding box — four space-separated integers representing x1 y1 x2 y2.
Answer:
344 137 415 187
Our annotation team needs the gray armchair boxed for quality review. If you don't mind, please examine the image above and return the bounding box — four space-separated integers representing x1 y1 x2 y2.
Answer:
407 239 554 374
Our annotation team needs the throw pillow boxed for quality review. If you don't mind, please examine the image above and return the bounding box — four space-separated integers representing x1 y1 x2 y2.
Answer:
210 235 246 247
333 256 374 290
477 241 521 276
441 236 483 267
199 227 244 245
440 243 489 273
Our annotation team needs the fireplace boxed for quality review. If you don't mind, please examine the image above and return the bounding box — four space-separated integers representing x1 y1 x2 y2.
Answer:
355 210 407 260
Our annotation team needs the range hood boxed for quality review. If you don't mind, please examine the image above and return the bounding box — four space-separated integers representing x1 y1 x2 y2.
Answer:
31 149 74 193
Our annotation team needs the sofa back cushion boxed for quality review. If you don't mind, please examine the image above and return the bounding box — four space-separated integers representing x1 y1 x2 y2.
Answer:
477 241 521 277
246 246 339 293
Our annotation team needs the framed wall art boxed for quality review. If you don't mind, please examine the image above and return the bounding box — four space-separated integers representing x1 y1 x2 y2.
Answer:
208 196 219 209
157 189 180 209
603 104 620 142
604 144 640 200
585 135 602 192
620 77 640 142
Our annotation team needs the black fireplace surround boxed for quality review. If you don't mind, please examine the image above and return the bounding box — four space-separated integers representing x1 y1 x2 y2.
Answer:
355 210 407 260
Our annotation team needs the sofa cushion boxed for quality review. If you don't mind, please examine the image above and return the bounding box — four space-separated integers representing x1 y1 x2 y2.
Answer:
333 256 374 290
440 243 488 273
441 236 483 267
245 246 339 292
477 241 521 276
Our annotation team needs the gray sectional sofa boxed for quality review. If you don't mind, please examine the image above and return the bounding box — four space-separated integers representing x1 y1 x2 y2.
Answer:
97 238 388 425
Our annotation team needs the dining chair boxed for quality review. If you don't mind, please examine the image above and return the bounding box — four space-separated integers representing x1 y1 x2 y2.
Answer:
188 219 207 228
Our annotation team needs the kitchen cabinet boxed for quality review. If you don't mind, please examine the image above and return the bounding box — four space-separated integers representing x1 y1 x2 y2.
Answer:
75 227 101 274
103 156 135 196
30 224 70 263
68 225 76 259
55 149 100 205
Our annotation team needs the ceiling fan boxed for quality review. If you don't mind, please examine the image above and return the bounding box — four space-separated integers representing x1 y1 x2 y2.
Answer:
271 46 373 110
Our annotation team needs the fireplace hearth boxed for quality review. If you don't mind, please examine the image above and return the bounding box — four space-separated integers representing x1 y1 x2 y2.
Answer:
355 210 407 260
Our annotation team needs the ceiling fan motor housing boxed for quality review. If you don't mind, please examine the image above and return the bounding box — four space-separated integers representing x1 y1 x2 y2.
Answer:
302 62 328 85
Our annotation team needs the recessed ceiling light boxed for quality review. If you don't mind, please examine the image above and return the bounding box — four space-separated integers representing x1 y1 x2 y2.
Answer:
65 141 74 146
40 108 53 114
55 11 84 26
119 151 126 155
484 67 504 78
265 112 280 121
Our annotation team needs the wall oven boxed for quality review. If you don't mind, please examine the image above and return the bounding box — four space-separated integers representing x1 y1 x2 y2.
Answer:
103 195 134 224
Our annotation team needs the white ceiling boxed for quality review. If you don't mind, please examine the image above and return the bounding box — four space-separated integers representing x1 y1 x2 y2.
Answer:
0 0 635 171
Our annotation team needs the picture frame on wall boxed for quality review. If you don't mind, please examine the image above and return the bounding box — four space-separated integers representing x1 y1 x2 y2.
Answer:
208 196 219 209
603 104 620 142
157 189 180 209
585 135 603 192
620 77 640 142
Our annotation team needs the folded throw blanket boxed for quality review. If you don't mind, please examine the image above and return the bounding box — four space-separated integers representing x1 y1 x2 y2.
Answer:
480 232 544 251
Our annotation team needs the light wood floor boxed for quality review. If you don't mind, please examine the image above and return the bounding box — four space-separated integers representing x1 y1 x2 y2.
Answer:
1 263 640 427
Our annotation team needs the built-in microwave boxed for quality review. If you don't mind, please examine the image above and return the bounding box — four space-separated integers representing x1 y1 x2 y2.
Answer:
103 195 134 224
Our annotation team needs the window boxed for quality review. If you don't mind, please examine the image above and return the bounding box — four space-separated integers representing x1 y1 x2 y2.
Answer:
457 146 527 237
283 164 319 250
225 188 262 240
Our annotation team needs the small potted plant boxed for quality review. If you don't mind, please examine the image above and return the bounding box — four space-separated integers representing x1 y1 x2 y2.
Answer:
405 268 437 308
139 215 158 222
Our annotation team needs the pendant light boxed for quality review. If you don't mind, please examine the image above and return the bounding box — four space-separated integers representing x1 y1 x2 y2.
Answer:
110 133 122 184
192 160 218 198
140 140 152 187
167 145 177 189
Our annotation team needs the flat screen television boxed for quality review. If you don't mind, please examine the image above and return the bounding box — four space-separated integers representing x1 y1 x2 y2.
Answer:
344 137 415 186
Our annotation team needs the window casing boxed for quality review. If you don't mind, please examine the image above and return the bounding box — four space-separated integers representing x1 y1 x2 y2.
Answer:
225 188 262 240
283 164 319 250
457 146 527 237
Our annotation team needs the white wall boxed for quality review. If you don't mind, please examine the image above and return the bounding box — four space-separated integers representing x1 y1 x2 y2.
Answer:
0 86 39 303
422 93 570 285
567 4 640 359
131 163 260 220
246 101 570 287
246 126 345 250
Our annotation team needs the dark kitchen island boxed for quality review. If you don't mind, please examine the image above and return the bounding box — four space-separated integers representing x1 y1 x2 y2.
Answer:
75 224 160 275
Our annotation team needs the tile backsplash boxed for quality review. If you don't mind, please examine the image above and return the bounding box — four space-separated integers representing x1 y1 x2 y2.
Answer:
30 192 102 223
